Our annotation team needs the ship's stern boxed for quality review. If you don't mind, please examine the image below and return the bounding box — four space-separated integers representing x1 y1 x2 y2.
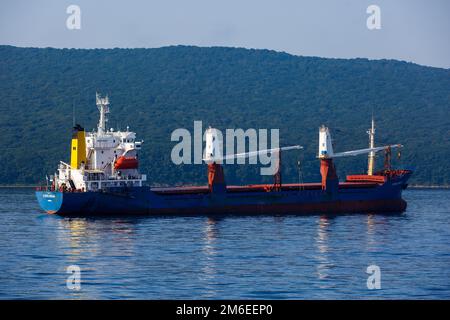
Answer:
35 191 63 214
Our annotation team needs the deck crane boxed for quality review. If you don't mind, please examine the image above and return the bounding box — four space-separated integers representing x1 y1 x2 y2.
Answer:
317 124 402 191
202 127 302 192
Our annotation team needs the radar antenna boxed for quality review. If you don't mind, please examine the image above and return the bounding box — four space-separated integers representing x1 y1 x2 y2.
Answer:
96 92 110 134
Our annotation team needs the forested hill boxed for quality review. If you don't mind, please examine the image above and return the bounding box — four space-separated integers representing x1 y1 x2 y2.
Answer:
0 45 449 186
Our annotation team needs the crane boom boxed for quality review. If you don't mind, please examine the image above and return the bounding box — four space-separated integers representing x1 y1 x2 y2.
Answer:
204 145 302 163
318 125 402 160
332 144 402 158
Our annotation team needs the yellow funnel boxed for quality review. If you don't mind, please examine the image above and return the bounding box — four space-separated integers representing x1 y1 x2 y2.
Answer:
70 124 87 169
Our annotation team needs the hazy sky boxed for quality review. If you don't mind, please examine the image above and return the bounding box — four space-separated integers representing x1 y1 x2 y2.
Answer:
1 0 449 68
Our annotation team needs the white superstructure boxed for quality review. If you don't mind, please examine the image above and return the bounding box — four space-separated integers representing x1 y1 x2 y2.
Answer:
52 93 146 192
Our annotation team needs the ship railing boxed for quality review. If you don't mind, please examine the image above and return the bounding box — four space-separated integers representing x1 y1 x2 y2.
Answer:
87 178 143 183
109 174 146 181
59 161 72 169
83 174 144 181
86 178 144 191
36 185 57 191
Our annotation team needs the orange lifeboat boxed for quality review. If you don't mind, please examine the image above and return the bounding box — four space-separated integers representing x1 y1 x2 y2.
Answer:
114 156 139 170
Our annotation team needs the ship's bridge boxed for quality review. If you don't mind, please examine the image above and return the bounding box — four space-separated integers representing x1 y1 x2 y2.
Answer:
84 128 142 172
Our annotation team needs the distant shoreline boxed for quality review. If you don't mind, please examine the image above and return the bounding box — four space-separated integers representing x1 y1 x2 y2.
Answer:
408 185 450 189
0 185 38 188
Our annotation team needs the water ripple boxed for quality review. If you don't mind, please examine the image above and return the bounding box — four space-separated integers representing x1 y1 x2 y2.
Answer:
0 188 449 299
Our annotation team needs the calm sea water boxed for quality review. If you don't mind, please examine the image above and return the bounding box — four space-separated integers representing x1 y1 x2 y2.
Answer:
0 188 449 299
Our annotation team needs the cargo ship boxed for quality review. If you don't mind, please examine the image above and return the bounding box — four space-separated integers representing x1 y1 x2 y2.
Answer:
36 93 412 216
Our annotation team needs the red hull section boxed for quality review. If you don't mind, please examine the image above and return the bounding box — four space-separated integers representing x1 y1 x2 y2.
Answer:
346 175 386 183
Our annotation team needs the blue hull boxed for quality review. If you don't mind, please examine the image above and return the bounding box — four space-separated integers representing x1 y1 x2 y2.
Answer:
35 172 411 216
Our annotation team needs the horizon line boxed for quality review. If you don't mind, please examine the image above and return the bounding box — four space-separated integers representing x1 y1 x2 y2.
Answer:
1 43 448 71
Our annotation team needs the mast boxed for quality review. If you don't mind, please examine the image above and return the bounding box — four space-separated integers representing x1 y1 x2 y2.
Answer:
96 93 110 134
367 117 375 175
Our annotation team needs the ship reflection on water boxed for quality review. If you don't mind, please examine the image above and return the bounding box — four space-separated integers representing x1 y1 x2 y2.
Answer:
56 217 139 299
41 206 434 299
199 218 219 298
3 188 447 299
53 212 400 299
58 217 137 261
315 216 332 283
